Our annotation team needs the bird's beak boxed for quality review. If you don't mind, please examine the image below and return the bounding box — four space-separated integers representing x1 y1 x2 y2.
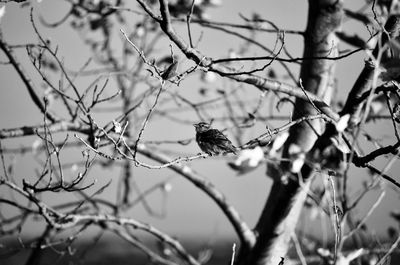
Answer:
193 124 198 128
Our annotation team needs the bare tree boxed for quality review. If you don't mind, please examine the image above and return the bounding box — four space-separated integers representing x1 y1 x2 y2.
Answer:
1 0 400 265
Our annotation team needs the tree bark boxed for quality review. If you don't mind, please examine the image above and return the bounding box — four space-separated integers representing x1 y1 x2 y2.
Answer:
340 15 400 125
237 1 343 264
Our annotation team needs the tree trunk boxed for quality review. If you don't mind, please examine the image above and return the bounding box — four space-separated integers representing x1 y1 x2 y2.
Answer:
237 1 343 264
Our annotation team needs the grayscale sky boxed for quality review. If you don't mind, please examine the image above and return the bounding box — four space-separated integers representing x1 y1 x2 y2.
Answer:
0 0 399 243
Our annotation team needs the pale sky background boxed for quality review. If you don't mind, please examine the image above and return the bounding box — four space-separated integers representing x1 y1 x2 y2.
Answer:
0 0 399 245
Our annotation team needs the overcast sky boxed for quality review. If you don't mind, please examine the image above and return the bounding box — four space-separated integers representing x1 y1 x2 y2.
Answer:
0 0 399 244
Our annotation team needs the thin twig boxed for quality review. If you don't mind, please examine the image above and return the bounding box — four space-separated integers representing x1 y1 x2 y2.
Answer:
342 190 385 241
376 233 400 265
291 233 307 265
328 174 341 264
230 243 236 265
186 0 196 48
132 85 165 164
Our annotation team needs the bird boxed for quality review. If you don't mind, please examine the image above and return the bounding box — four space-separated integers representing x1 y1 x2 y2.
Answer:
161 56 179 80
193 122 237 155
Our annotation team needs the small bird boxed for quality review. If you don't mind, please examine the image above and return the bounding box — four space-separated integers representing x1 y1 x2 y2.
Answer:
161 56 179 80
194 122 237 155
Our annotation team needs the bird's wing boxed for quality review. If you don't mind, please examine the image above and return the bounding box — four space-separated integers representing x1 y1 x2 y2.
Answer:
202 129 230 142
208 129 236 151
161 61 178 80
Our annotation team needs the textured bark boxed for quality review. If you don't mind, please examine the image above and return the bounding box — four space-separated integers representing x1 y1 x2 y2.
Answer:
237 1 343 264
340 15 400 125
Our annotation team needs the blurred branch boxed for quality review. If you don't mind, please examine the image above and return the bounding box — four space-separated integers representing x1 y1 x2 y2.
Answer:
72 214 201 265
340 15 400 124
136 143 256 249
136 0 339 122
0 31 58 123
0 121 89 139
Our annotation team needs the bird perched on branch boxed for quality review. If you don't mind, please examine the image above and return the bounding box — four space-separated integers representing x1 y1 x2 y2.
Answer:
161 55 179 80
193 122 237 155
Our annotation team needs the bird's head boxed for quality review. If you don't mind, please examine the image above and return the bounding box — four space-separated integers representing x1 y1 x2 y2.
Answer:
193 122 211 133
